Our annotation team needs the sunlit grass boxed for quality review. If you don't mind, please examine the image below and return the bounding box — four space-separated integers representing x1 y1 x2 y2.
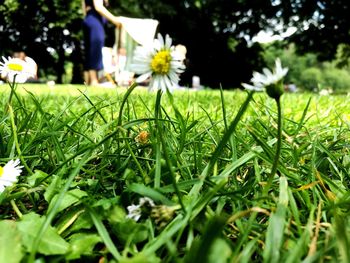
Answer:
0 83 350 262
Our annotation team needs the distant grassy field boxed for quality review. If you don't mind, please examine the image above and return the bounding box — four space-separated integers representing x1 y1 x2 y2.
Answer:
1 83 350 262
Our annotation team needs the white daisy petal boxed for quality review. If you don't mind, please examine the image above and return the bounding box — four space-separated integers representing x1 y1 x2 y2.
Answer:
149 78 158 92
242 83 264 91
159 76 167 92
275 58 282 72
130 33 186 92
262 68 274 83
127 204 142 221
139 197 155 206
126 197 156 222
164 75 173 90
157 33 165 47
135 72 152 83
165 34 172 49
242 58 288 97
168 70 180 83
132 64 151 74
0 159 23 193
0 57 34 83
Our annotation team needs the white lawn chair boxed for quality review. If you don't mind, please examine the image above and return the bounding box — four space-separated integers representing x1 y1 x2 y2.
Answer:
113 17 159 86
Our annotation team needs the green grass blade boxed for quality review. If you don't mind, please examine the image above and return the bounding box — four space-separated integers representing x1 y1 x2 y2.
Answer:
87 206 121 260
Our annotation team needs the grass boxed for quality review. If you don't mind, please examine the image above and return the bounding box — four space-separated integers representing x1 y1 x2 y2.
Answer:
1 83 350 262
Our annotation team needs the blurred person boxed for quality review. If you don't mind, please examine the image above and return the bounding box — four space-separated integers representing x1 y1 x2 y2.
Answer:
82 0 121 86
174 44 189 89
175 44 187 63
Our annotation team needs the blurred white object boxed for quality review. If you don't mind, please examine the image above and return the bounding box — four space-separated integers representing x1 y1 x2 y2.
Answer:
119 17 159 46
319 88 333 96
175 44 187 62
287 83 297 92
102 47 117 74
192 76 200 89
46 80 55 86
117 71 134 86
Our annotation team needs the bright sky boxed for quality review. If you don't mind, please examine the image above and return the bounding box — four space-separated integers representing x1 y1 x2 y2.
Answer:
252 26 297 43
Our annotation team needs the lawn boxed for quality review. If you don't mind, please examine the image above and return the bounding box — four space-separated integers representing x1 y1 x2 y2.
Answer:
1 83 350 262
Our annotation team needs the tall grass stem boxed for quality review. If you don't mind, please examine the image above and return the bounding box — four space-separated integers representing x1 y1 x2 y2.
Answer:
264 97 282 194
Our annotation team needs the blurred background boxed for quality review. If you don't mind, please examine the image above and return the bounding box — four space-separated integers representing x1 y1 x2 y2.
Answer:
1 0 350 93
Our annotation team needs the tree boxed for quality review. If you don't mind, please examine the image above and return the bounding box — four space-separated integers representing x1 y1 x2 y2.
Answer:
2 0 348 87
0 0 82 83
278 0 350 61
1 0 282 87
113 0 280 88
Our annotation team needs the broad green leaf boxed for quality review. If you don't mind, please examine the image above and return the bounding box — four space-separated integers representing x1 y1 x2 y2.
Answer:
55 207 92 235
66 233 101 260
68 210 94 233
0 220 23 263
17 213 69 255
108 205 127 223
48 188 88 214
44 175 61 203
26 170 49 187
111 220 149 244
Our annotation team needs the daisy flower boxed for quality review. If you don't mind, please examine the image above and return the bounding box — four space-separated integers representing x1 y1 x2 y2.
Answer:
242 58 288 99
126 204 142 221
130 33 186 93
126 197 155 222
0 159 23 193
0 56 34 83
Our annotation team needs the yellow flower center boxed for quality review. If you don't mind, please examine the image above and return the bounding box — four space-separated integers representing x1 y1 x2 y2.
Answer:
0 166 3 178
8 63 23 72
150 50 171 74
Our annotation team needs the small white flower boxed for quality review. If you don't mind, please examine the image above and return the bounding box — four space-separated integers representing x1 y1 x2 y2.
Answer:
126 204 142 221
130 33 186 93
139 197 155 207
0 56 34 83
126 197 155 222
242 58 288 98
0 159 23 193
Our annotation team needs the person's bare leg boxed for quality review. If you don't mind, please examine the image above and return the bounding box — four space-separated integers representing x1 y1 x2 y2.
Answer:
89 70 99 86
84 71 90 85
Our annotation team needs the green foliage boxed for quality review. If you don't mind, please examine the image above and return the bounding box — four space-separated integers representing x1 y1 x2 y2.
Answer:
66 233 101 260
299 67 323 91
0 220 23 263
263 42 350 92
283 1 350 60
17 213 70 255
0 0 19 14
263 177 288 263
0 0 276 87
322 64 350 92
185 216 231 263
1 0 350 87
335 43 350 68
0 0 82 83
